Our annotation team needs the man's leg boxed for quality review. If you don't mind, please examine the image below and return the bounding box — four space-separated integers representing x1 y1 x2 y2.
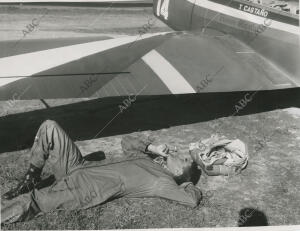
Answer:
3 120 84 199
1 167 125 224
1 178 81 224
29 120 84 178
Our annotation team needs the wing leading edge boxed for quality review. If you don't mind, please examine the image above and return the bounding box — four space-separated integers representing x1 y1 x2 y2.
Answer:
0 32 172 100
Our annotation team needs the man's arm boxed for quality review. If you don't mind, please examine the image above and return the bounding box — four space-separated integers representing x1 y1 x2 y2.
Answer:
121 134 153 158
154 177 202 208
121 134 168 158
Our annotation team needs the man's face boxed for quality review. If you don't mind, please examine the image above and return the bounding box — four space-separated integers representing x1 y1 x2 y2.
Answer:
166 151 193 176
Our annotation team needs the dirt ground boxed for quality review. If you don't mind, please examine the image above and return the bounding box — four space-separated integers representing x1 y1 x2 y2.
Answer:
0 4 169 41
0 4 300 230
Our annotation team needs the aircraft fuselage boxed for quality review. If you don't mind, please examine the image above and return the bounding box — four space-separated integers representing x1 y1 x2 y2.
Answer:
153 0 300 82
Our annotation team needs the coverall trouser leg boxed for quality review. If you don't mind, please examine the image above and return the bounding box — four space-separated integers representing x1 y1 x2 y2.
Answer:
1 120 85 223
29 119 85 180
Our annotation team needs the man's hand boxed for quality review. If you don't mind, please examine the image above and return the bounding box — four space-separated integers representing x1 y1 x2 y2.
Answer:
147 144 170 157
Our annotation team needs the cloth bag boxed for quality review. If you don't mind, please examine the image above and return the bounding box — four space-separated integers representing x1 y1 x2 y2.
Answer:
189 135 248 174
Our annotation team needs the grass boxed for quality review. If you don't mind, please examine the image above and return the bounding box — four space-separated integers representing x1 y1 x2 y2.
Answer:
1 109 300 229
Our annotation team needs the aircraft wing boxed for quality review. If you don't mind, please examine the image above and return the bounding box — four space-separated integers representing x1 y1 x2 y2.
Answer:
101 31 300 98
1 30 299 101
0 32 172 100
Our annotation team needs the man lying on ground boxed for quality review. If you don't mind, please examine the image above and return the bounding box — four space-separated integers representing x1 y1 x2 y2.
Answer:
1 120 202 224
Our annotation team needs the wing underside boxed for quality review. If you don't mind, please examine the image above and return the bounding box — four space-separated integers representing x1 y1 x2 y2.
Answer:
95 32 300 98
0 32 299 100
0 33 172 100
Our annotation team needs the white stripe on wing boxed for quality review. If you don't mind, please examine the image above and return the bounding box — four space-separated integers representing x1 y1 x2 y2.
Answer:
0 32 169 88
142 50 196 94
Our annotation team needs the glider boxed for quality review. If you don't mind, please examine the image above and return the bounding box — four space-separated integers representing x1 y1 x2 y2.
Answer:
0 0 299 101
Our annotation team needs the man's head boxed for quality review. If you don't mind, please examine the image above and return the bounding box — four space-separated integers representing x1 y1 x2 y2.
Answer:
166 151 200 184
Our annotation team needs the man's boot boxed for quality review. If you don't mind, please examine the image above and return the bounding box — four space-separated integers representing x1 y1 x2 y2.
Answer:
2 164 42 200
